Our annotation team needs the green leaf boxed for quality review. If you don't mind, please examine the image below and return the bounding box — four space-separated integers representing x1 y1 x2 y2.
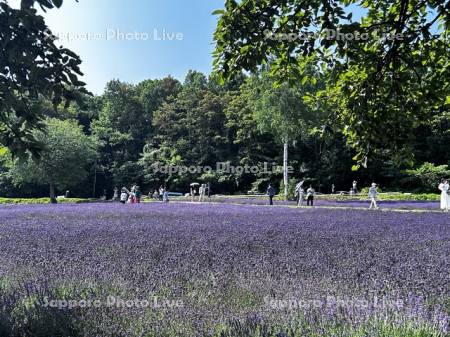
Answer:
445 96 450 105
301 76 308 85
212 9 225 15
52 0 63 8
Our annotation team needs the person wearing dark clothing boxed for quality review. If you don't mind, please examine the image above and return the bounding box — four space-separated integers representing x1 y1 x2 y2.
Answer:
134 186 142 203
267 184 276 205
158 186 164 201
306 186 315 206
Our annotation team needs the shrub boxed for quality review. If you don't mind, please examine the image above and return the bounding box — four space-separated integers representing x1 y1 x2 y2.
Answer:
402 162 450 193
0 198 96 205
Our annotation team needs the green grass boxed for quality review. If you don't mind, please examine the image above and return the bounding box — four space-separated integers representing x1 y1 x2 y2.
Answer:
0 192 440 205
271 192 439 202
215 318 446 337
0 197 97 204
317 192 440 201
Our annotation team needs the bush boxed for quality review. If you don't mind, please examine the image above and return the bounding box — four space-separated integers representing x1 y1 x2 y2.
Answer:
360 186 383 194
0 198 96 205
279 179 297 200
402 162 450 192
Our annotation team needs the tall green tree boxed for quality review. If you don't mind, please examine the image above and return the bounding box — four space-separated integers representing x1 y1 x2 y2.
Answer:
245 72 321 198
92 80 146 187
12 119 97 203
146 71 230 189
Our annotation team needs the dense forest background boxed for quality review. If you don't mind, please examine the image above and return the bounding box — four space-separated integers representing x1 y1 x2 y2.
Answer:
1 70 449 199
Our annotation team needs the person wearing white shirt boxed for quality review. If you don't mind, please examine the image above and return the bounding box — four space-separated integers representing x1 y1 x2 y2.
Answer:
438 179 449 212
199 184 206 202
306 186 315 206
295 180 304 206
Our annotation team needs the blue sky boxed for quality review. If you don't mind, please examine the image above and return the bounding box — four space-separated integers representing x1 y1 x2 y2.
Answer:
14 0 225 94
8 1 377 95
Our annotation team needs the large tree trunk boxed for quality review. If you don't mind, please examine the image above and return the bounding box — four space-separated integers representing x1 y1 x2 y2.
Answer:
283 142 288 200
49 182 57 204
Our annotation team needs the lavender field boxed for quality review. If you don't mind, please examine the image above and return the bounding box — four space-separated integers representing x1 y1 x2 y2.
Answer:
0 202 449 337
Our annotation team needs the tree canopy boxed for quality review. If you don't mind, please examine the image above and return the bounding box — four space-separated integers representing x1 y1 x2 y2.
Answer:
12 118 97 203
0 0 86 157
213 0 450 166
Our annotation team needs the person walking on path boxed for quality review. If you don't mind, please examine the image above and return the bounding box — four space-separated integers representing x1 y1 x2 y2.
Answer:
306 186 315 206
369 183 379 210
438 179 449 212
267 184 276 205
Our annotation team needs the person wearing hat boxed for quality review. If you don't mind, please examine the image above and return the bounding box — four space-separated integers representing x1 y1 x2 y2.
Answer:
295 180 304 206
368 183 379 210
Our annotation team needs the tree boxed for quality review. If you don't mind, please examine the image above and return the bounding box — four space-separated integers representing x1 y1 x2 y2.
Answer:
148 72 231 189
0 0 87 156
225 86 280 193
136 76 182 125
92 80 147 188
213 0 450 166
251 80 302 198
244 72 320 198
12 119 97 203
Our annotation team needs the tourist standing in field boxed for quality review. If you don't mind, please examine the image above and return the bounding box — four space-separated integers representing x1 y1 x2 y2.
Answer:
199 184 206 202
351 180 358 195
297 187 305 207
438 179 449 212
162 189 169 203
134 186 142 203
306 186 315 206
113 187 119 201
369 183 379 210
295 180 305 206
267 184 276 205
